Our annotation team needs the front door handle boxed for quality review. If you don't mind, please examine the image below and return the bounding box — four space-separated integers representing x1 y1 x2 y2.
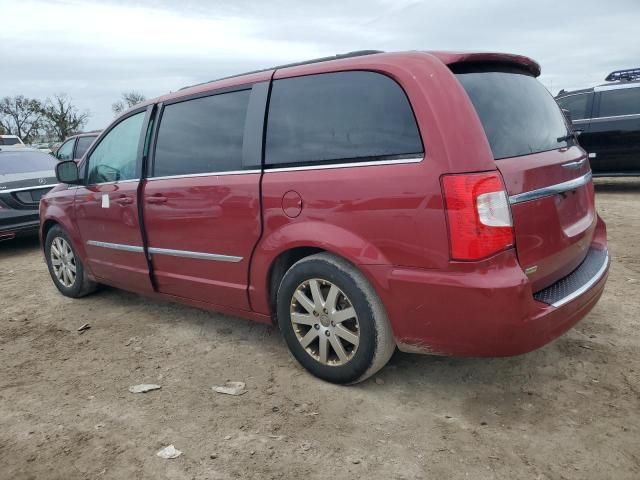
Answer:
114 196 134 206
147 195 168 204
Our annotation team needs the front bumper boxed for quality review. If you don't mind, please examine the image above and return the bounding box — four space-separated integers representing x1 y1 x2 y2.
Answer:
362 215 609 357
0 209 40 239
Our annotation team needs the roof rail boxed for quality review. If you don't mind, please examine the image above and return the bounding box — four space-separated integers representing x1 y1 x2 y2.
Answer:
180 50 384 91
605 68 640 82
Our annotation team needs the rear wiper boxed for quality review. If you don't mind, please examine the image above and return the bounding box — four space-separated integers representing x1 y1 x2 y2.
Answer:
557 132 575 143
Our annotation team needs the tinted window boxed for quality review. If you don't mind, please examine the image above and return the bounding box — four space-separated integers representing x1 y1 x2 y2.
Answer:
598 87 640 117
0 151 57 175
556 93 591 120
57 139 75 161
87 112 144 184
74 136 96 159
0 137 21 145
456 71 569 159
265 71 423 166
153 90 250 177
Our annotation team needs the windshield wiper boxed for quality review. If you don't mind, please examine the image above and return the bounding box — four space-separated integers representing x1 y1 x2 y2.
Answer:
557 132 575 143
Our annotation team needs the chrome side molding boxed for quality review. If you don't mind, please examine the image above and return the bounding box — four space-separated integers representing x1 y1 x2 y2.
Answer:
86 240 144 253
148 247 243 263
509 171 592 205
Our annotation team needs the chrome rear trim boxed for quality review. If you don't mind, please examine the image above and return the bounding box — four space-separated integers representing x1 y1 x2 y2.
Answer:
86 240 144 253
0 185 55 194
148 247 243 263
509 171 592 205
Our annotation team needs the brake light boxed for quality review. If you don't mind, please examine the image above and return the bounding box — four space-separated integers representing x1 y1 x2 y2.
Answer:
441 172 514 261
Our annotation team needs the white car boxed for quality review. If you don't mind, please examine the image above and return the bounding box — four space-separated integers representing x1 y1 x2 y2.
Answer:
0 135 25 146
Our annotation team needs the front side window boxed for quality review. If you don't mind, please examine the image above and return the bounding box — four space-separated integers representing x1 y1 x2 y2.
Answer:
456 69 570 160
87 112 144 184
265 71 423 167
74 136 96 159
57 139 75 161
153 89 250 177
556 93 591 120
598 87 640 117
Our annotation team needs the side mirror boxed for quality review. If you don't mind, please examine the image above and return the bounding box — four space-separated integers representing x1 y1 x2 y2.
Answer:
56 160 80 184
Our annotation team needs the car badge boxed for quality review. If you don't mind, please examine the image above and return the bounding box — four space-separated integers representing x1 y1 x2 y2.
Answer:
38 178 47 185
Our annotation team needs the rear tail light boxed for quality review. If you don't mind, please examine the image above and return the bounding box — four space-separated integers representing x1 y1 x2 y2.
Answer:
441 172 514 261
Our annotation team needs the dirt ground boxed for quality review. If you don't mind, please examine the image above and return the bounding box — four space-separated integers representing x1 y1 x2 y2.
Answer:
1 178 639 480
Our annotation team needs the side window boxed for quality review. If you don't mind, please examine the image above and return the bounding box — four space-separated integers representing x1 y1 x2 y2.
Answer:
598 87 640 117
556 94 590 120
153 89 250 177
74 136 96 160
265 71 423 167
87 112 145 184
56 139 75 161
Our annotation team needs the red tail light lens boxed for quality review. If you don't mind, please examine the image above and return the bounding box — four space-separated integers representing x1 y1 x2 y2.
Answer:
441 172 514 261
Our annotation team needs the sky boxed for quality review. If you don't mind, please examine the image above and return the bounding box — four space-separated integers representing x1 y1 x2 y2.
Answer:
1 0 639 131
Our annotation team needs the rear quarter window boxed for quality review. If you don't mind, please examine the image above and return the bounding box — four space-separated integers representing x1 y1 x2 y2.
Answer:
597 87 640 117
265 71 423 167
556 93 591 120
455 68 570 160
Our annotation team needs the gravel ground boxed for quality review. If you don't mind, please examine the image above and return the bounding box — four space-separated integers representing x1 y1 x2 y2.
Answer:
0 178 639 480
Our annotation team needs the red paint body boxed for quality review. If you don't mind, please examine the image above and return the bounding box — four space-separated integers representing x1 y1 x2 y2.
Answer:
40 51 609 356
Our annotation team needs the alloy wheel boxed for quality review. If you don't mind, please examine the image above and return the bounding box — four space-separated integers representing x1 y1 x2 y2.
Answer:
289 278 360 366
50 237 77 288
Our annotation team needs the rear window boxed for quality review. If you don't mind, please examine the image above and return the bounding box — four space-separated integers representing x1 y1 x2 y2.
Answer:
0 151 57 175
0 137 21 145
265 71 423 167
598 87 640 117
455 68 570 160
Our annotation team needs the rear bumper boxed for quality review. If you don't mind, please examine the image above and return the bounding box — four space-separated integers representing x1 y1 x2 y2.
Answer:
362 215 609 357
0 209 40 239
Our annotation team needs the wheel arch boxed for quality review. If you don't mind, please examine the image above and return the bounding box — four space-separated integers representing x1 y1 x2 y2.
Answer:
249 221 391 320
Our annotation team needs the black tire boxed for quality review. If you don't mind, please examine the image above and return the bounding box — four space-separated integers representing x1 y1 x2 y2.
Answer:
45 225 97 298
277 253 395 384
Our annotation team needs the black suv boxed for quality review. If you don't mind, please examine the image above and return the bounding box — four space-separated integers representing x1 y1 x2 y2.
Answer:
556 68 640 176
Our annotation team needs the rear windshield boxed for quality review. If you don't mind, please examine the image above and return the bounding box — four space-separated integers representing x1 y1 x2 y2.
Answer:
455 68 570 160
0 137 21 145
0 151 58 175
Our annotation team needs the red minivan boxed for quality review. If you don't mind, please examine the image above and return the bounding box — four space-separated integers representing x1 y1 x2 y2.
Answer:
41 51 609 384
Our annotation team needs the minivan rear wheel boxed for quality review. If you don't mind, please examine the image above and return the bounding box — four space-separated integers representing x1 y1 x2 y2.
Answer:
277 253 395 384
45 225 97 298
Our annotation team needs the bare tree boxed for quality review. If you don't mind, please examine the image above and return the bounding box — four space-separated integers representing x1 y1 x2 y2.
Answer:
112 91 146 116
0 96 45 143
42 94 90 141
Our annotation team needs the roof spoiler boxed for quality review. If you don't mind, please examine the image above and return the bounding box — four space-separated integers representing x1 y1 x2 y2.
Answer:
605 68 640 82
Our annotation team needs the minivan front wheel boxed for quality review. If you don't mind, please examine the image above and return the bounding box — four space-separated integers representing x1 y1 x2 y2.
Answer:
45 225 97 298
277 253 395 384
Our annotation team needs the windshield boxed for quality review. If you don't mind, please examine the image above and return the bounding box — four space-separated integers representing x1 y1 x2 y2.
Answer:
456 70 569 159
0 151 58 175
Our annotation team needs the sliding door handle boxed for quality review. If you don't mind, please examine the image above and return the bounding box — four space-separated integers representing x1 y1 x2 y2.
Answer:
147 195 168 204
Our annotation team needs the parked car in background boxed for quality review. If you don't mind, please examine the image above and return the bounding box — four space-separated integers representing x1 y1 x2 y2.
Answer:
0 147 57 241
41 50 609 384
55 132 101 162
556 68 640 176
0 135 25 146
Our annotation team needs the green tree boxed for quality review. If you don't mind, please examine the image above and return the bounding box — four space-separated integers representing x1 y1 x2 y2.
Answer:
112 91 146 116
0 96 45 143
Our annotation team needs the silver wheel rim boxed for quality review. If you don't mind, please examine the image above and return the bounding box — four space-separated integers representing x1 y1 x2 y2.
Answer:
290 278 360 366
50 237 77 288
